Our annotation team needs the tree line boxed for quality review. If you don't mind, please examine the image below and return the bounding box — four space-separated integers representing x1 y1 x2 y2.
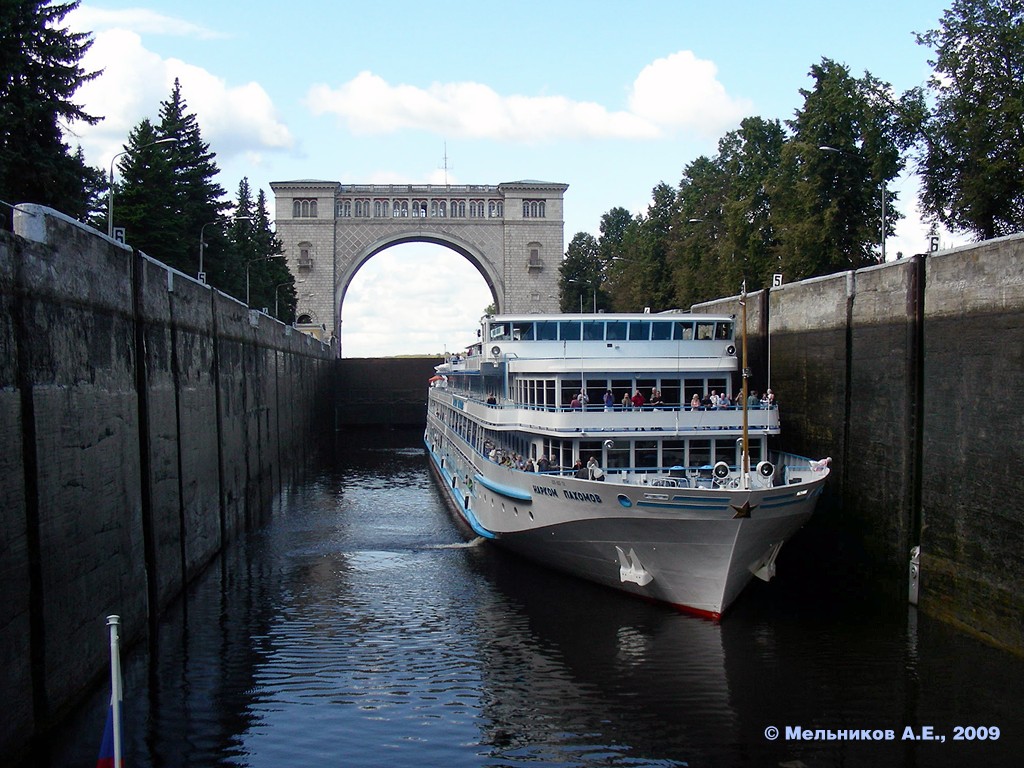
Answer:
560 0 1024 313
0 1 296 321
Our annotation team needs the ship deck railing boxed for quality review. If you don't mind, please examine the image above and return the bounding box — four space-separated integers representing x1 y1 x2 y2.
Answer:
472 449 816 489
430 388 779 434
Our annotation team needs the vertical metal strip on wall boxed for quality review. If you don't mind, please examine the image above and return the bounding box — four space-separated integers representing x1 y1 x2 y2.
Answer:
130 249 159 638
11 237 48 729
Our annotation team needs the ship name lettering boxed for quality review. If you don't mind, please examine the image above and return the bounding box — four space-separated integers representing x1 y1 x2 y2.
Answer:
562 490 602 504
533 485 559 497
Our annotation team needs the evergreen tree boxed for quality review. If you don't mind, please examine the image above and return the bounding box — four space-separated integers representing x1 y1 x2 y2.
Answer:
157 78 228 275
112 119 179 261
114 80 229 279
640 182 679 310
229 179 291 314
559 232 602 312
0 0 103 218
75 145 108 224
254 188 293 320
912 0 1024 239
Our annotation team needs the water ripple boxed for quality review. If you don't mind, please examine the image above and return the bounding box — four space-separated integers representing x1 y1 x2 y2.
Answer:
42 432 1024 768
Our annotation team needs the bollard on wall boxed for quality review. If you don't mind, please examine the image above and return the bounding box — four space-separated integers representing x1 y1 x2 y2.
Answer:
908 545 921 606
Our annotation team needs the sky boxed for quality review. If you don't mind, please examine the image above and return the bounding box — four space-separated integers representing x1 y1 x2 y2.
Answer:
62 0 962 357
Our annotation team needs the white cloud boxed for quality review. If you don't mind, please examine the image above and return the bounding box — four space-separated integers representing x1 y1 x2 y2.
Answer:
629 51 752 138
306 50 749 142
306 73 657 141
63 9 293 170
71 5 224 39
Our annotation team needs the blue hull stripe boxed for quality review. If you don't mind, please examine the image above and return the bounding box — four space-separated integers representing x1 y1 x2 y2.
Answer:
636 500 731 512
425 444 498 539
473 473 533 502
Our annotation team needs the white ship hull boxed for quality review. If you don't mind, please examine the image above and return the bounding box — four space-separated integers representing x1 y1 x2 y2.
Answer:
426 430 826 618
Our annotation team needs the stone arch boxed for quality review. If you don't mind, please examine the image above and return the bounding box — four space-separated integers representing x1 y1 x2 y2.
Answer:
336 230 502 319
270 179 567 350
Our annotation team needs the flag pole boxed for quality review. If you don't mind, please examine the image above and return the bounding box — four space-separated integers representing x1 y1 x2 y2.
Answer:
740 281 751 490
106 615 123 767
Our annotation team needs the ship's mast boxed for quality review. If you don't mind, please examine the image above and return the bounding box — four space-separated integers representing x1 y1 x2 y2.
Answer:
740 282 751 490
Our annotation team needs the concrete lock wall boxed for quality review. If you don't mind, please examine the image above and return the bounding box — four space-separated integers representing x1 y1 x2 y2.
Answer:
697 236 1024 654
920 237 1024 650
335 357 443 427
0 206 334 760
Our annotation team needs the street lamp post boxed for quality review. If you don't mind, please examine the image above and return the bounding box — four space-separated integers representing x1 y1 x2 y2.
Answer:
567 278 597 313
275 279 304 319
107 137 177 238
199 216 250 283
246 255 285 307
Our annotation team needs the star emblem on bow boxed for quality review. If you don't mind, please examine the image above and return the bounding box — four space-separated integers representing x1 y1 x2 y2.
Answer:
730 499 758 519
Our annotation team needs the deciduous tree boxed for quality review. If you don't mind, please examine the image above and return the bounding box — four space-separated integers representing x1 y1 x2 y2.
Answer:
779 58 903 276
912 0 1024 238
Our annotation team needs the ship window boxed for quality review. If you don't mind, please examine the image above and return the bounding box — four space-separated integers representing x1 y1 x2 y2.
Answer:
512 322 534 340
660 380 681 406
689 440 711 467
636 440 658 470
563 380 581 407
674 321 695 340
708 377 727 394
684 379 705 402
606 442 630 469
651 322 672 340
580 441 602 468
534 321 558 340
748 438 764 463
489 324 509 340
696 321 715 340
612 380 631 402
714 439 737 466
662 441 685 468
606 321 627 341
628 321 651 341
582 321 604 340
559 321 581 340
715 321 733 340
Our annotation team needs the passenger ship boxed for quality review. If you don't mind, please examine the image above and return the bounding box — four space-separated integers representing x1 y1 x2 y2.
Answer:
424 308 830 618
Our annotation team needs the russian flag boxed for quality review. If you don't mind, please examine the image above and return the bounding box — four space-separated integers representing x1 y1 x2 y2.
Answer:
96 704 117 768
97 615 123 768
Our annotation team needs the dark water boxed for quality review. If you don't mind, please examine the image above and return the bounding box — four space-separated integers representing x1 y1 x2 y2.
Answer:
40 429 1024 768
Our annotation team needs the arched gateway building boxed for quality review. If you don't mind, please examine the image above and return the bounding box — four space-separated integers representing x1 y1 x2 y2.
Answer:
270 179 568 349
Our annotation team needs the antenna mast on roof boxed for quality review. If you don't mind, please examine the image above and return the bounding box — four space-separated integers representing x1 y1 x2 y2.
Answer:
440 141 453 187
